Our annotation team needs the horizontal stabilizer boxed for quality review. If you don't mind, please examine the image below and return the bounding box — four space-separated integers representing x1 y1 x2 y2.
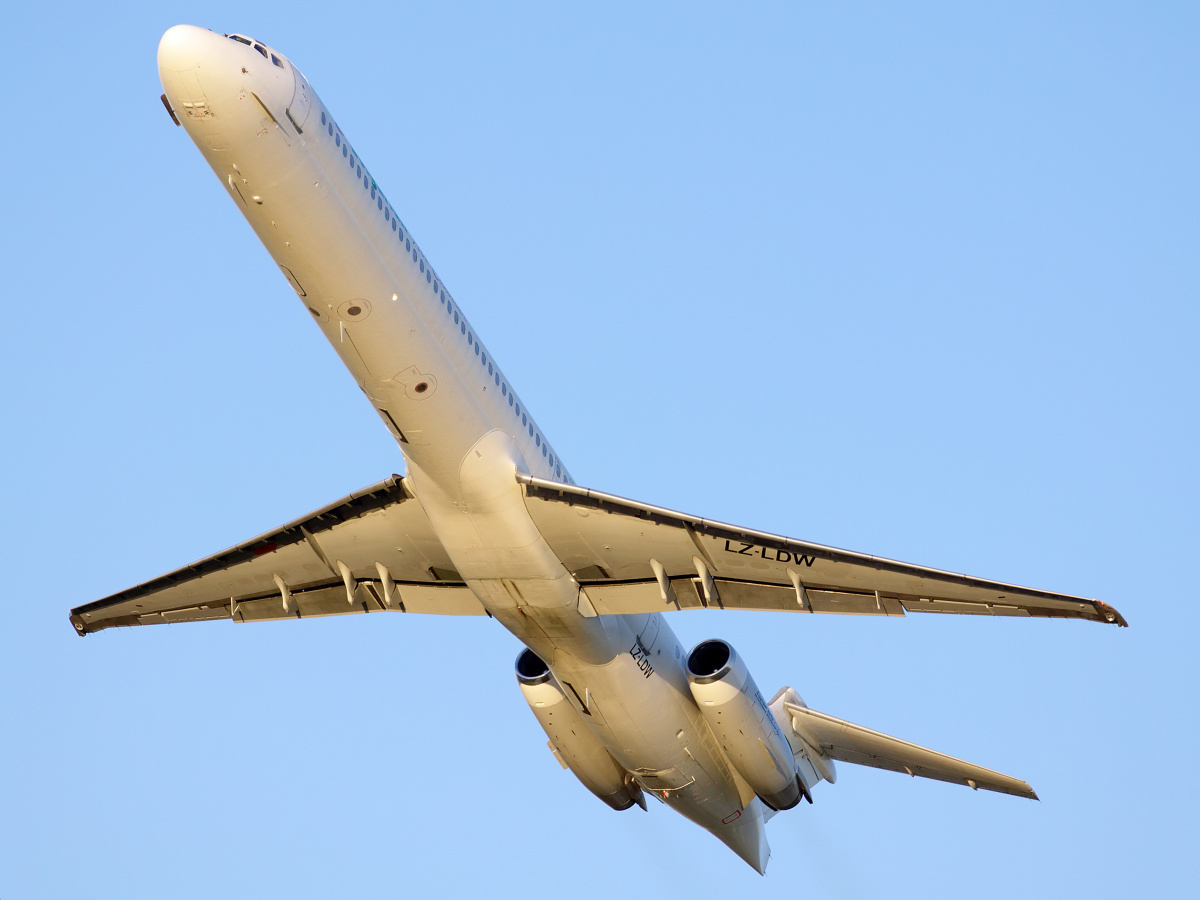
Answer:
783 702 1037 799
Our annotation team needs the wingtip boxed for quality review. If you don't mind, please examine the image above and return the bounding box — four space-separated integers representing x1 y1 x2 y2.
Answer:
1095 601 1129 628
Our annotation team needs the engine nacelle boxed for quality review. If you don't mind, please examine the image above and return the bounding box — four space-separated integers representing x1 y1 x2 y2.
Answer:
515 648 644 812
686 639 802 810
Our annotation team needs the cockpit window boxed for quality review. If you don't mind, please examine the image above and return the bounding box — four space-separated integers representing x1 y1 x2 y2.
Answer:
253 43 268 59
227 34 252 46
271 53 284 68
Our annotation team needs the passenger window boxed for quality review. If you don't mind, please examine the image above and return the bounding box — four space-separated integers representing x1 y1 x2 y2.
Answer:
420 260 424 273
535 434 541 448
508 395 513 406
528 423 534 436
335 134 341 147
406 238 411 251
453 311 459 324
555 465 561 477
342 145 347 157
426 271 431 283
542 446 547 457
328 123 333 136
502 384 507 396
321 111 327 125
522 414 527 426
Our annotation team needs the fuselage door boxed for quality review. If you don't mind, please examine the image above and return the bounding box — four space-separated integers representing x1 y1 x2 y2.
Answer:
640 613 660 652
287 66 313 133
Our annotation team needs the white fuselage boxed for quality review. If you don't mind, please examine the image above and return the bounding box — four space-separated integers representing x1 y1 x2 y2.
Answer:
158 25 769 870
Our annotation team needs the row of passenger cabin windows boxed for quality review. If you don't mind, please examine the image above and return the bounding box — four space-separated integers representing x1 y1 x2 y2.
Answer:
225 34 285 68
315 109 568 483
443 283 564 478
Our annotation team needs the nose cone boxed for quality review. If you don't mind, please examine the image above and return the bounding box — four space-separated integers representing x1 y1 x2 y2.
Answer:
158 24 218 73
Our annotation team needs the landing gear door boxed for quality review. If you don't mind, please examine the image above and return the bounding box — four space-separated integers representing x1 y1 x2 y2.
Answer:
287 65 313 133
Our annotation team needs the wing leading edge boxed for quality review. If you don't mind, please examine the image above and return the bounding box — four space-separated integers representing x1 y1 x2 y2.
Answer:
70 475 484 635
516 474 1126 627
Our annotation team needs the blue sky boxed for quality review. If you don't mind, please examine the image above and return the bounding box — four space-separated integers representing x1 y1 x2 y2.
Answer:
2 2 1196 896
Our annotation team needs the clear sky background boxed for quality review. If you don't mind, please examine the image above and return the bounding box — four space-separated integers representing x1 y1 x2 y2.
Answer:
2 2 1196 897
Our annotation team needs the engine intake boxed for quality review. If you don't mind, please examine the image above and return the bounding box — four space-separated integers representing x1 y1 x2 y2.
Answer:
516 647 552 685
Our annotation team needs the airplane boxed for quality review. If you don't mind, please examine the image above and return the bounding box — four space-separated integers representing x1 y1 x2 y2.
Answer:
70 24 1128 874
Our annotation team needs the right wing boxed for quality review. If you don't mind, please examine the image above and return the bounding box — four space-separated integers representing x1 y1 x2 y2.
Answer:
70 475 485 636
517 474 1126 627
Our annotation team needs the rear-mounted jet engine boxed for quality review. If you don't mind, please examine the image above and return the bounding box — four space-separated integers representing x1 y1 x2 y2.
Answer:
515 648 646 812
686 639 805 810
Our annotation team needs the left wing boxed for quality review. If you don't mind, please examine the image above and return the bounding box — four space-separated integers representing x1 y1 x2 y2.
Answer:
70 475 484 636
517 474 1126 627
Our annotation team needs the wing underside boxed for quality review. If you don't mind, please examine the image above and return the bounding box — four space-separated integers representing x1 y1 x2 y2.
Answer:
70 475 484 635
516 474 1125 627
72 471 1124 635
